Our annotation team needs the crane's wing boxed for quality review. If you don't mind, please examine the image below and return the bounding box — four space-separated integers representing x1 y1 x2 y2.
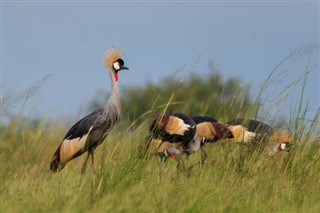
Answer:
63 109 103 140
50 108 119 172
192 116 218 124
50 110 104 172
150 112 196 145
227 119 272 135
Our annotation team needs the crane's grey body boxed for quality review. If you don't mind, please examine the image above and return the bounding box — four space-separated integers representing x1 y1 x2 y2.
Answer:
50 48 128 173
62 91 120 159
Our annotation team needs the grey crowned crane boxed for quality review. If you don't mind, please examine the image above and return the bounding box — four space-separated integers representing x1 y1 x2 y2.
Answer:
227 119 273 142
146 114 233 165
191 116 234 163
227 119 290 155
145 112 203 160
191 116 218 124
50 48 129 173
192 116 234 143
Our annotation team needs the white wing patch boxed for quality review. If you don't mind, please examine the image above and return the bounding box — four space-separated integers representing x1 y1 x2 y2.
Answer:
243 130 257 143
166 116 190 135
229 125 256 143
60 126 93 164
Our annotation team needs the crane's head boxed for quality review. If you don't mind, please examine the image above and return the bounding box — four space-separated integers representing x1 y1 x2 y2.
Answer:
273 130 291 152
103 48 129 81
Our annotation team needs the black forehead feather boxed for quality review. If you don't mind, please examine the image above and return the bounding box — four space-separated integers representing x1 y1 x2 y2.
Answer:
117 58 124 65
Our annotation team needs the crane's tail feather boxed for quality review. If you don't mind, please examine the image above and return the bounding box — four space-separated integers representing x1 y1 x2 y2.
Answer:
50 157 65 173
50 144 66 173
50 129 92 173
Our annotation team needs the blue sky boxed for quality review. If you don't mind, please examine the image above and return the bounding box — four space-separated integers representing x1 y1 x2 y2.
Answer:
1 1 319 122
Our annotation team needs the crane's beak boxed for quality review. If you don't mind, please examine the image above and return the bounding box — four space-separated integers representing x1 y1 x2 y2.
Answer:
120 65 129 70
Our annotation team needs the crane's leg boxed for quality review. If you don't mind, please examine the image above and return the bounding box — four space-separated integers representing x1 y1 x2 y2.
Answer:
185 154 195 177
80 150 96 177
200 146 208 165
90 150 96 173
176 153 186 177
81 152 90 175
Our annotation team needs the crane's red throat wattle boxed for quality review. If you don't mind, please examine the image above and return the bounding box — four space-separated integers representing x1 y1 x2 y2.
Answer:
114 73 118 81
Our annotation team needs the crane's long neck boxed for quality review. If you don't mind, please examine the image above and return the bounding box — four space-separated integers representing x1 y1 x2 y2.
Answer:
103 69 121 119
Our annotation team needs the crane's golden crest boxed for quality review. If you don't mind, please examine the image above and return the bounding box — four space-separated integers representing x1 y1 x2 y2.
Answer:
272 130 291 144
103 48 123 69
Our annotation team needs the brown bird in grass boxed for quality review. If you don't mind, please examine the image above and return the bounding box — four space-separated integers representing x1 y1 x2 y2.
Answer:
145 112 200 157
50 48 129 173
191 116 234 163
145 112 207 171
146 115 233 164
192 116 234 143
147 139 182 160
226 119 290 155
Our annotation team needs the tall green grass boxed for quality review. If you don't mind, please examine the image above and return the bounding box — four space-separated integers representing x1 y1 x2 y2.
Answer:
1 45 319 212
1 116 320 212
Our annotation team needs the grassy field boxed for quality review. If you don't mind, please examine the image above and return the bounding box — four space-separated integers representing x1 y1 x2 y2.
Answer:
1 45 319 212
1 118 320 213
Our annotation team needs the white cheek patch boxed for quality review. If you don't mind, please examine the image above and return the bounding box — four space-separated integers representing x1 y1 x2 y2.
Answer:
113 62 120 71
280 143 287 150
